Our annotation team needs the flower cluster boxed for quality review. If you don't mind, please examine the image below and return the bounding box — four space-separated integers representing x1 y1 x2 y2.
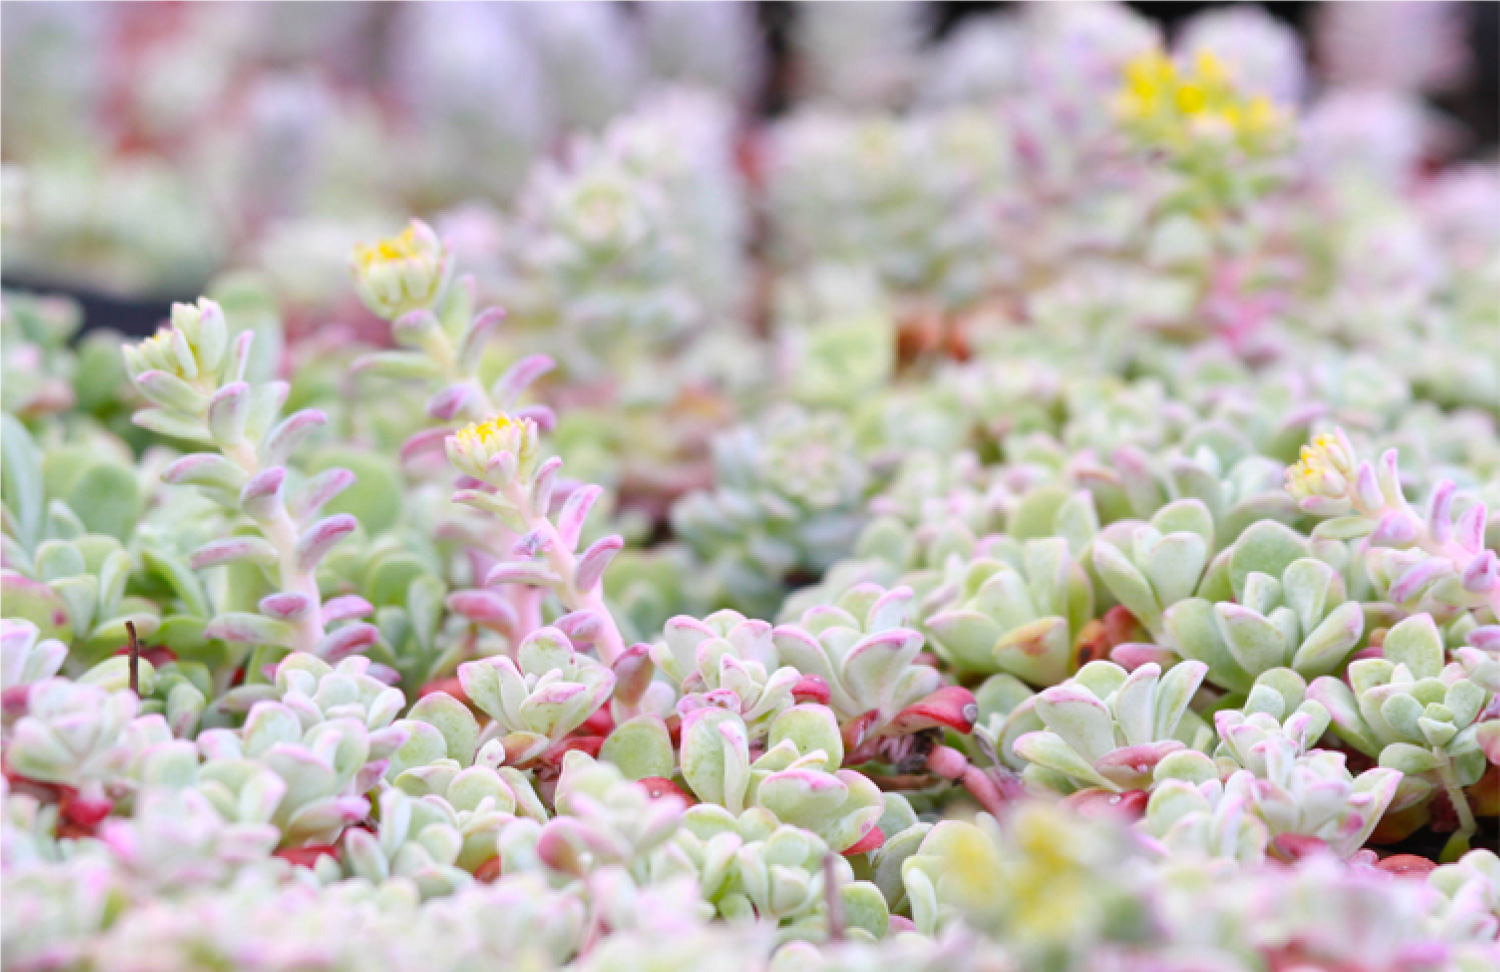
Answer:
1117 50 1288 155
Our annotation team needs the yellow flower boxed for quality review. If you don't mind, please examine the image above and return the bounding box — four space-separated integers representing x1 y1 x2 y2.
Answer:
446 413 539 484
902 818 1006 933
1193 49 1229 86
1006 808 1098 944
349 220 452 321
1285 429 1357 512
453 414 517 451
1116 49 1288 154
1242 95 1281 138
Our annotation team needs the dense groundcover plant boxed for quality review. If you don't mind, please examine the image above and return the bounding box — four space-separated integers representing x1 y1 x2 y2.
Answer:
3 4 1499 971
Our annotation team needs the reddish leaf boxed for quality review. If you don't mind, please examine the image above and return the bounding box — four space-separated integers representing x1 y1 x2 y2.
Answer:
890 686 979 735
275 845 339 869
1375 854 1437 877
1061 787 1148 822
842 825 885 856
792 674 831 705
639 777 694 804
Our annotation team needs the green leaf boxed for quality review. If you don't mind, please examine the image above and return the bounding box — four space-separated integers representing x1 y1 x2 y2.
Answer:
1 570 73 642
407 692 480 767
1379 693 1424 740
140 546 211 619
1009 484 1071 541
1141 533 1208 609
1 413 43 552
1382 613 1444 680
1291 601 1363 678
1150 499 1215 548
599 715 675 781
365 552 431 608
1012 730 1116 791
767 705 844 770
306 448 404 536
1227 521 1309 602
1034 687 1115 764
1214 604 1288 676
1164 598 1247 692
840 881 891 939
406 575 446 654
1312 516 1375 541
1092 539 1162 635
67 463 141 541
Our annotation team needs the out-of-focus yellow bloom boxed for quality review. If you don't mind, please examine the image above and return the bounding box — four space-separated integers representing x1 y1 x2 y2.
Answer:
901 805 1143 949
1116 49 1289 155
350 220 452 321
1004 805 1098 943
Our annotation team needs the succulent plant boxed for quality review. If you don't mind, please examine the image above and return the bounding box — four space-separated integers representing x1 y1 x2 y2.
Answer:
458 626 615 767
123 300 376 669
5 678 142 816
1010 660 1211 796
924 537 1094 684
678 705 885 855
672 407 869 616
1308 612 1494 854
1 618 67 721
641 614 794 756
1163 556 1366 693
1089 501 1216 643
771 585 946 745
3 7 1500 967
674 801 888 939
340 787 473 898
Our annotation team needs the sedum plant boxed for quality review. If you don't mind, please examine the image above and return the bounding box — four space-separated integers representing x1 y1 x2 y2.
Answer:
123 299 376 670
923 537 1095 685
1010 659 1212 798
1163 555 1366 694
3 6 1500 969
1309 612 1495 857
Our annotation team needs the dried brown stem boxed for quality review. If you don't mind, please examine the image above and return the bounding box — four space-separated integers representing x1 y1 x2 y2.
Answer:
126 621 140 696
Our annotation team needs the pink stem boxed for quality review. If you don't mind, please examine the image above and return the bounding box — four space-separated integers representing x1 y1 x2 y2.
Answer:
928 745 1012 819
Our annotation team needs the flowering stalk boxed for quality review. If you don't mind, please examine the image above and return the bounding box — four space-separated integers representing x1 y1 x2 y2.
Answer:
350 220 554 435
350 222 559 648
446 415 626 664
125 300 373 663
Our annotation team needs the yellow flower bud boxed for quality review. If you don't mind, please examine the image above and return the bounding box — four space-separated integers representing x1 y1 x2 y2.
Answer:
446 413 540 485
350 220 452 321
1284 430 1357 513
123 298 227 384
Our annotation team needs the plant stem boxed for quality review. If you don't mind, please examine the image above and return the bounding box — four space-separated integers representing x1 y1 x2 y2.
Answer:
927 744 1012 819
126 621 139 695
225 441 326 654
822 853 845 942
1435 748 1477 851
501 481 625 665
426 328 498 419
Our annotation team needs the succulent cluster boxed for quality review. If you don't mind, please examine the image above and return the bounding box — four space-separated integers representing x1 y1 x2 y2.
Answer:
3 2 1499 971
